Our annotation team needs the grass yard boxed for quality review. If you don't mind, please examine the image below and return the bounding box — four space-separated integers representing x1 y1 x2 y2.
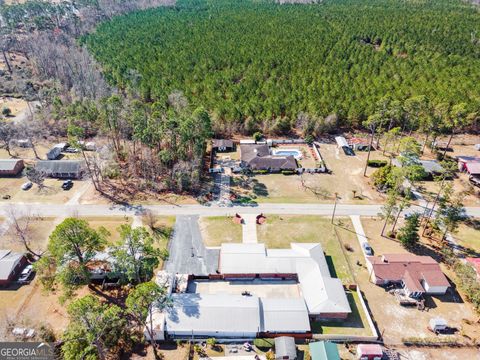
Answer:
452 219 480 254
360 217 408 255
257 215 356 284
230 143 386 204
198 216 243 247
1 217 57 254
79 216 132 244
311 290 371 336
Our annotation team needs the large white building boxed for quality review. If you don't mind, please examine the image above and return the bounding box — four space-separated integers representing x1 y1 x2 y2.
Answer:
220 243 352 319
146 243 351 340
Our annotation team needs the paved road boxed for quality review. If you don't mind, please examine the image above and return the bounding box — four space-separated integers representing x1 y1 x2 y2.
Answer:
165 215 219 275
1 202 479 218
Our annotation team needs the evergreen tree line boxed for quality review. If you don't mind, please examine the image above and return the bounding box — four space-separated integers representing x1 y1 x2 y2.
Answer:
84 0 480 135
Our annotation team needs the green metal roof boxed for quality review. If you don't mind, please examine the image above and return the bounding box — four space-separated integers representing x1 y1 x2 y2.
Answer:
309 341 340 360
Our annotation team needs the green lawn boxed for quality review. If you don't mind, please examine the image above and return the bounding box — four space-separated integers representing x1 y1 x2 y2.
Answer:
452 219 480 254
257 215 356 284
311 291 372 336
198 216 243 247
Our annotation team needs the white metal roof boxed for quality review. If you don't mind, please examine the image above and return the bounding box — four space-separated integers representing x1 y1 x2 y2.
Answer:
165 293 260 334
335 136 349 148
220 243 351 315
0 250 24 280
260 298 310 333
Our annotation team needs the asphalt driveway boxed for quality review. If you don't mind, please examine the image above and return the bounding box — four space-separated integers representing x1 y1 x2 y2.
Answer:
165 215 220 276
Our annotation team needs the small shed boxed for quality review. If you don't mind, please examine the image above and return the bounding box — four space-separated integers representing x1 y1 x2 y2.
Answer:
429 317 447 332
0 159 24 176
334 136 349 148
356 344 383 360
309 341 340 360
275 336 297 360
46 147 62 160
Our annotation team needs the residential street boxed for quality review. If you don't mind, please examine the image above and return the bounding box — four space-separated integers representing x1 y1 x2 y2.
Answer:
0 202 479 218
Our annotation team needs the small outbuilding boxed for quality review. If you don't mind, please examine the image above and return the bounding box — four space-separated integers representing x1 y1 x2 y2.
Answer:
0 250 27 286
212 139 235 152
0 159 24 177
429 317 447 332
309 341 340 360
356 344 383 360
274 336 297 360
35 160 86 179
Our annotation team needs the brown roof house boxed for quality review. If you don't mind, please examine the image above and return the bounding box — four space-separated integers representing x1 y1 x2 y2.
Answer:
0 159 24 177
212 139 235 152
240 144 297 172
366 254 450 298
0 250 27 286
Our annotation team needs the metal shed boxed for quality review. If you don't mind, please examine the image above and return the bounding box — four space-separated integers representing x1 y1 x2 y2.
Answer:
274 336 297 360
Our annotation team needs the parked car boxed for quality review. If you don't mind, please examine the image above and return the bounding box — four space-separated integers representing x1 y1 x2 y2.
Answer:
64 147 80 153
62 180 73 190
18 265 34 283
21 182 33 191
362 242 373 256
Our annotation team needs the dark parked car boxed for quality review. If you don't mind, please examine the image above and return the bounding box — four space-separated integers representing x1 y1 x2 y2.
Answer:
62 180 73 190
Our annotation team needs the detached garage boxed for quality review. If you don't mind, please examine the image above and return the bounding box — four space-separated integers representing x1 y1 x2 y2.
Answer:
0 159 24 177
0 250 26 286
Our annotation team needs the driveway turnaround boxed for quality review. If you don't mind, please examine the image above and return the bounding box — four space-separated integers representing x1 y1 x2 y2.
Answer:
165 215 220 276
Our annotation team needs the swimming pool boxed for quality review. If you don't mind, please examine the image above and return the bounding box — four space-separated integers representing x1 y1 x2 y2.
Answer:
272 148 303 159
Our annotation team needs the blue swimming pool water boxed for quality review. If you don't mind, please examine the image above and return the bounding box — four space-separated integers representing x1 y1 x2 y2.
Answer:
275 151 300 156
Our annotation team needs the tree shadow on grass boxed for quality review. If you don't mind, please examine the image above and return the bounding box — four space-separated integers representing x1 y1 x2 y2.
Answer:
252 179 269 197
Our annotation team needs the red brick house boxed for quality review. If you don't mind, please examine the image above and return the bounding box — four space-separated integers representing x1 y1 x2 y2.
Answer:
366 254 450 298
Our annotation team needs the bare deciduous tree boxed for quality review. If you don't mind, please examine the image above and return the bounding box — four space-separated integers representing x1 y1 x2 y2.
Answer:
26 168 47 191
6 206 42 258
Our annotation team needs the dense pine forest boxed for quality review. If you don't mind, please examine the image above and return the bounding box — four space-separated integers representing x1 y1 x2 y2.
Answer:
84 0 480 133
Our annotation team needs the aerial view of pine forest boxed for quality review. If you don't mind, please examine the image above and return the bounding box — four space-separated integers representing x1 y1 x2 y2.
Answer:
85 0 480 131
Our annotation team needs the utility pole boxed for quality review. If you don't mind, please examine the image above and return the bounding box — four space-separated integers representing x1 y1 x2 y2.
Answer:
364 124 376 177
422 176 447 236
331 192 339 224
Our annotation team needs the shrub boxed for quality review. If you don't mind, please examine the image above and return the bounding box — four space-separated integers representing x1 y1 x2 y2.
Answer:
1 107 12 117
367 159 387 167
281 170 296 175
254 169 269 174
253 132 263 142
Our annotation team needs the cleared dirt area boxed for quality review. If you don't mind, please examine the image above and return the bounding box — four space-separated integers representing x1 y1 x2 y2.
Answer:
198 216 243 247
0 97 30 118
353 217 480 346
256 215 357 284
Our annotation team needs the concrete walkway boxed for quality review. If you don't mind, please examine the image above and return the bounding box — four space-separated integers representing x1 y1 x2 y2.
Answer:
131 215 143 228
241 214 258 244
350 215 369 260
